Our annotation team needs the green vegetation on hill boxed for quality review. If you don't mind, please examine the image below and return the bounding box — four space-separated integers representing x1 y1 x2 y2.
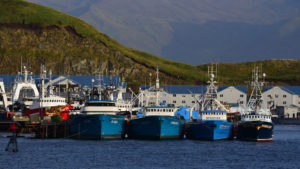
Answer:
197 60 300 85
0 0 299 91
0 0 203 91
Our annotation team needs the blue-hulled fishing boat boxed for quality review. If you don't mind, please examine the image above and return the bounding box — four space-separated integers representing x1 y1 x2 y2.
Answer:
128 68 185 140
186 65 233 140
70 100 126 139
70 72 132 140
128 106 185 139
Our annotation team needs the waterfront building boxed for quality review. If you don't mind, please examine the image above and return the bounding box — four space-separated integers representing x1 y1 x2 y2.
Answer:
263 86 300 118
139 85 247 108
217 86 247 107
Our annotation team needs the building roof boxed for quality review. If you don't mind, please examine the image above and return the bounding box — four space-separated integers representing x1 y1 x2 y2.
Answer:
218 85 248 94
264 86 300 95
45 76 80 87
140 85 248 94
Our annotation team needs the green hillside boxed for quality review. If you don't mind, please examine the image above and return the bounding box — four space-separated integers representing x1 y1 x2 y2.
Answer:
0 0 299 91
197 59 300 86
0 0 202 90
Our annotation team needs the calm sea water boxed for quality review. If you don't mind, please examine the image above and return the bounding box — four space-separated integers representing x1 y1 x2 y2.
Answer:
0 125 300 169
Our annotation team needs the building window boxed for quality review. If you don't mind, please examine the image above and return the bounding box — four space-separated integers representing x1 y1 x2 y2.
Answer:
275 95 278 98
182 95 186 97
268 95 271 97
240 101 243 104
192 101 195 103
182 100 186 103
220 94 223 97
283 101 286 104
283 95 286 98
240 94 244 97
173 100 176 103
173 94 176 97
192 94 195 97
163 100 166 103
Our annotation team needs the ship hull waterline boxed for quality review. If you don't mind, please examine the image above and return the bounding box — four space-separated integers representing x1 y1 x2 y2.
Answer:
127 116 185 140
70 114 125 140
237 121 274 142
186 121 233 141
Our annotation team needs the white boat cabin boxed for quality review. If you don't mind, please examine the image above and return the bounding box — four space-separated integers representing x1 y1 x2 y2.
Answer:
241 114 272 123
143 106 178 117
199 110 227 121
81 100 120 115
30 96 66 109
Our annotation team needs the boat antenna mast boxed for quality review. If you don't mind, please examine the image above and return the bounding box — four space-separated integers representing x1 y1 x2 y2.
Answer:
40 65 47 108
247 66 266 112
201 64 218 111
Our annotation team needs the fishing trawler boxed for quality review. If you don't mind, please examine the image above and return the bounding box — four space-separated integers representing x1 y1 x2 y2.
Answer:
186 66 233 140
22 66 71 119
70 74 130 139
127 68 185 139
237 67 273 142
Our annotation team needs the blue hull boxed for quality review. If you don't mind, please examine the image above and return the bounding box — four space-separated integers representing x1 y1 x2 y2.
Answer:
70 114 125 139
186 121 233 140
237 121 273 141
128 116 185 139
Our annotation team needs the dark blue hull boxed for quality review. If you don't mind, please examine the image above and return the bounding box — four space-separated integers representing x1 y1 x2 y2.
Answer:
70 114 125 139
237 121 273 141
128 116 185 140
186 121 233 140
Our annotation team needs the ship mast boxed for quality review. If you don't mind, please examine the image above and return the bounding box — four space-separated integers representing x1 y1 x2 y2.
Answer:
40 65 47 107
201 64 218 111
247 67 266 113
155 67 160 106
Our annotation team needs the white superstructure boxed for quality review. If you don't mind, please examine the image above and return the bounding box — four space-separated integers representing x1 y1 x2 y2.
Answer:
191 65 229 121
29 66 66 109
240 67 272 123
11 66 39 105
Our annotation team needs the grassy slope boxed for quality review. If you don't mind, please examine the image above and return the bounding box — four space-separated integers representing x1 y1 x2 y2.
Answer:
0 0 299 86
197 60 300 85
0 0 202 82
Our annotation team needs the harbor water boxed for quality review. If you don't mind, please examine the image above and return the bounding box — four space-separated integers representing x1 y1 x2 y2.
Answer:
0 125 300 169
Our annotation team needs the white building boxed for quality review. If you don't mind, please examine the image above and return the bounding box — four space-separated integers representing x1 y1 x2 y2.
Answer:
139 85 248 108
263 86 300 118
217 86 247 107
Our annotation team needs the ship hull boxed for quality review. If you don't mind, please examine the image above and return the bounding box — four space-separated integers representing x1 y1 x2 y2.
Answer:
237 121 273 142
70 114 125 139
128 116 185 140
186 121 233 140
